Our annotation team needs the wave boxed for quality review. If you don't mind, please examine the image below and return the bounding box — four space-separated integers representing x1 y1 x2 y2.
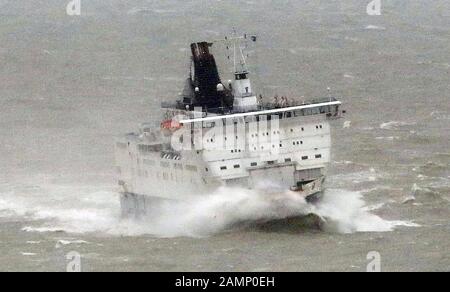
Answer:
0 181 418 237
365 25 386 30
380 121 416 130
127 7 175 15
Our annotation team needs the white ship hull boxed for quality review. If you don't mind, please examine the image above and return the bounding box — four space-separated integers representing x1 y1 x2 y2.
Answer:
116 112 337 218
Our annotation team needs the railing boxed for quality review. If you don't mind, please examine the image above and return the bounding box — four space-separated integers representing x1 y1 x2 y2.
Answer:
161 97 341 122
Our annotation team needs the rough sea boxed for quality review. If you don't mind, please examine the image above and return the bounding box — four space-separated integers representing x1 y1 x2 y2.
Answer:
0 0 449 271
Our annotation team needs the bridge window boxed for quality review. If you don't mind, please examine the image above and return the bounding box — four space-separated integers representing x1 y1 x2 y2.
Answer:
186 165 198 172
173 163 183 170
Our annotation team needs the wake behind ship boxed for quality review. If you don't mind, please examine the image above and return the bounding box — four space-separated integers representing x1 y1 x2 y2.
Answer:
115 35 343 218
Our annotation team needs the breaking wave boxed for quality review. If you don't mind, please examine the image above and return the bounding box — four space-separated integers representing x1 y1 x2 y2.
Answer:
0 180 418 238
380 121 416 130
365 25 386 30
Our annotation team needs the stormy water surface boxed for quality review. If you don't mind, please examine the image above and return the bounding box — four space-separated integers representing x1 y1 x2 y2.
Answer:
0 0 449 271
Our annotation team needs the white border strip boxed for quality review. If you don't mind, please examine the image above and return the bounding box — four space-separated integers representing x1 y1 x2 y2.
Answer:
180 101 341 124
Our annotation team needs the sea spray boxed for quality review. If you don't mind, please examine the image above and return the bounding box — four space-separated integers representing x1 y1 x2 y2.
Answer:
1 182 418 237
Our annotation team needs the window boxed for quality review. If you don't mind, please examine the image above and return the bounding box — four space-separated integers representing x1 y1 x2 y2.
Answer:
144 159 155 166
302 156 308 160
173 163 183 170
142 144 164 153
285 158 292 163
220 166 227 170
186 165 198 172
301 127 304 131
268 161 275 165
251 162 257 167
234 165 240 169
315 154 322 159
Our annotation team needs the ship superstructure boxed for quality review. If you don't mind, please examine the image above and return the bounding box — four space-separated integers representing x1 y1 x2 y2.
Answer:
115 35 343 217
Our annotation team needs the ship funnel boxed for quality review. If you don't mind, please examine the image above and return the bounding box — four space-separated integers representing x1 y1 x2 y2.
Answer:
189 42 232 111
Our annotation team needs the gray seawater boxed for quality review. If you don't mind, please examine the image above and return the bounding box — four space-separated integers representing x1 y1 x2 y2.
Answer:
0 0 449 271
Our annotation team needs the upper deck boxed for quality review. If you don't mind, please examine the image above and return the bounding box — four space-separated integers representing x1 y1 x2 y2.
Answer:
161 97 342 124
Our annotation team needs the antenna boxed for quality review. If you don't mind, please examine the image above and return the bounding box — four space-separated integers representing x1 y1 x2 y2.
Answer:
213 31 257 75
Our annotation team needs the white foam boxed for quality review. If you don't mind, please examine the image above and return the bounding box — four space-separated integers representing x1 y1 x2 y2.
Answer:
127 7 175 15
55 239 89 249
0 181 418 237
380 121 415 130
375 136 400 141
311 190 418 233
365 25 386 30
